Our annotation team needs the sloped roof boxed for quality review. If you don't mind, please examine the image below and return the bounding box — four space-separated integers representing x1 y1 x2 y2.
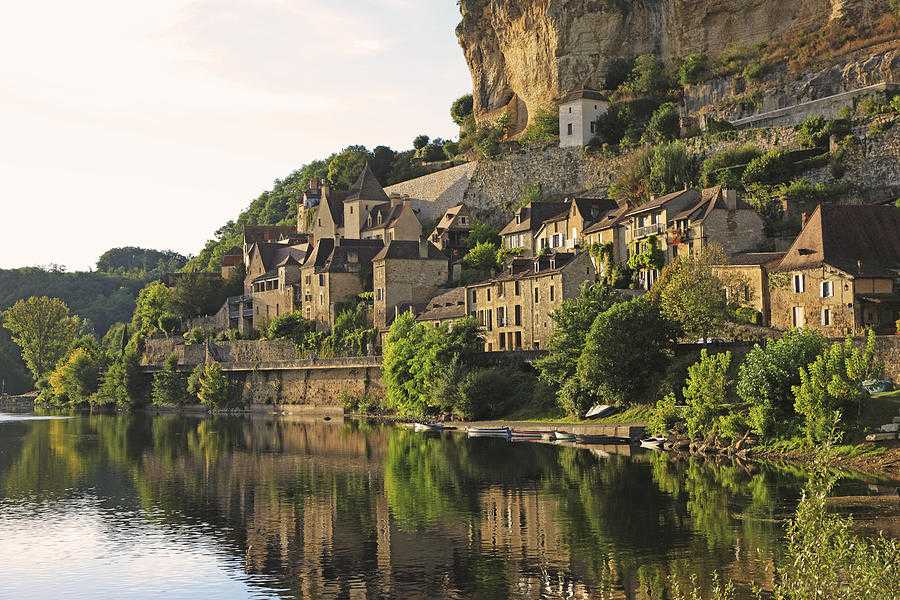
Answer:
252 242 307 273
561 88 607 103
416 287 467 322
670 187 754 222
305 238 384 274
626 189 699 217
362 202 408 231
470 251 581 285
320 189 349 228
722 252 787 267
432 203 471 233
775 204 900 277
582 203 631 234
373 240 447 262
346 163 390 203
243 225 296 245
500 202 569 236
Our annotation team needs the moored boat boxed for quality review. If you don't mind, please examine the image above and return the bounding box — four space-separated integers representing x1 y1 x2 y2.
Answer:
510 429 545 440
466 426 512 438
414 423 444 433
553 431 577 441
576 434 632 445
639 437 667 449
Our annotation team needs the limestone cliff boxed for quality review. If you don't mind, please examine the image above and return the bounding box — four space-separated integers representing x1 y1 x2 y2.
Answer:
456 0 892 132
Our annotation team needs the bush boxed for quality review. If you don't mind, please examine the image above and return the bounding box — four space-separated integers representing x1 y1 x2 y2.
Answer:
796 115 850 148
450 94 473 126
267 312 318 347
793 331 883 443
194 362 232 409
741 150 796 186
647 141 694 196
857 94 889 117
442 141 459 159
736 329 828 437
742 61 764 81
604 57 633 91
648 393 679 436
678 52 708 86
151 353 188 406
416 143 446 162
683 350 733 440
576 298 677 406
732 306 761 325
520 106 559 144
617 54 672 98
462 241 501 274
699 144 763 188
457 366 532 420
641 102 681 144
559 376 599 419
46 347 101 407
657 249 729 342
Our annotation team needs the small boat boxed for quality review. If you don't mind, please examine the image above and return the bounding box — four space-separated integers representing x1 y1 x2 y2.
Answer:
466 426 511 438
576 434 632 445
584 404 619 419
553 431 577 441
639 437 667 449
414 423 444 433
510 429 546 440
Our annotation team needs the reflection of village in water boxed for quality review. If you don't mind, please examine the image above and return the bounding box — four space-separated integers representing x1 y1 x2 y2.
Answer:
0 415 889 599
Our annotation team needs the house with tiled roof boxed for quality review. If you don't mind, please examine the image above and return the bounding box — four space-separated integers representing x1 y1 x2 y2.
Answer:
499 201 569 257
769 204 900 335
712 252 787 325
428 203 473 259
582 203 631 273
416 287 467 326
372 239 449 336
534 197 618 252
244 242 309 331
299 238 384 330
360 200 422 243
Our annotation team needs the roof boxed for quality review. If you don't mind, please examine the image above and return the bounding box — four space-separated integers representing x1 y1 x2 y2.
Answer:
470 251 581 286
432 203 471 233
626 189 699 217
560 88 607 103
373 240 447 262
243 225 296 245
720 252 787 267
304 238 384 274
775 204 900 277
252 242 307 273
345 163 390 203
500 202 569 236
670 187 754 222
416 287 467 322
320 189 349 228
582 203 631 234
222 254 242 267
362 202 408 232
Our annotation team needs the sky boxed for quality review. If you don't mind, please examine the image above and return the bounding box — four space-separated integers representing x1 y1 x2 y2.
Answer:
0 0 471 271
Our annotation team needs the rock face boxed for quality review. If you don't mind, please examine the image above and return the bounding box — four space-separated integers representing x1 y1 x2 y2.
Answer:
456 0 848 132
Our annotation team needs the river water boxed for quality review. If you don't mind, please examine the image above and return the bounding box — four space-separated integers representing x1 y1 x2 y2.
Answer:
0 413 893 600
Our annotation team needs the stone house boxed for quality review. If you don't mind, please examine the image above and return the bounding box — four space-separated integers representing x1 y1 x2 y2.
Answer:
360 200 423 243
534 197 619 252
299 238 384 331
465 251 595 352
769 204 900 336
428 203 473 259
372 239 449 336
220 249 243 280
582 203 631 273
416 287 467 327
499 201 569 257
711 252 786 325
249 254 305 331
242 225 301 258
559 89 609 148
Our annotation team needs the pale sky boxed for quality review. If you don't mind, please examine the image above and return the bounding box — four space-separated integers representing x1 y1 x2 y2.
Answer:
0 0 471 271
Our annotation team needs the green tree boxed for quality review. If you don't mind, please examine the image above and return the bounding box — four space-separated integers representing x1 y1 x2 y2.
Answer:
132 282 179 336
46 346 102 406
95 346 144 407
678 52 708 86
320 303 376 357
793 332 883 443
327 146 370 190
465 221 501 248
647 141 693 196
151 353 188 406
535 282 621 390
520 106 560 144
195 362 232 409
618 54 671 98
450 94 474 126
96 247 187 276
576 298 677 409
413 135 430 150
172 273 228 319
2 296 83 381
683 350 734 440
656 249 729 342
266 312 318 347
462 241 501 273
641 102 680 144
736 329 828 437
699 145 763 188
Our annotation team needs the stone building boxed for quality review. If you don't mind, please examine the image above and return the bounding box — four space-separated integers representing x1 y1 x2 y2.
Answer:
244 243 308 331
769 204 900 336
533 197 618 252
415 287 467 327
372 239 449 335
299 238 384 331
428 203 473 259
559 89 609 148
712 252 786 325
499 201 568 257
582 203 631 271
360 200 422 243
220 249 243 280
465 251 595 351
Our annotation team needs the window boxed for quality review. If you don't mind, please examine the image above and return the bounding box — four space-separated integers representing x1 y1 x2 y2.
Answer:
515 332 522 350
534 341 540 350
590 122 596 134
487 288 492 301
350 206 353 214
792 306 806 328
319 293 324 306
821 308 831 326
471 289 478 303
550 285 555 302
793 274 805 293
514 305 522 326
486 310 493 330
317 219 321 227
376 288 383 301
498 283 504 298
514 281 521 296
821 280 833 298
496 306 505 327
499 333 506 350
567 123 573 135
534 288 540 303
318 274 325 287
568 107 572 114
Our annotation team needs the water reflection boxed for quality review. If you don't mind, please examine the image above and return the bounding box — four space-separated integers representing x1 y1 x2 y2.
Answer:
0 414 888 600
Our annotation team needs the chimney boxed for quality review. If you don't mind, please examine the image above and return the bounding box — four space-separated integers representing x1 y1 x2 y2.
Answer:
800 212 809 228
418 237 429 259
321 183 331 197
309 177 320 191
724 189 737 210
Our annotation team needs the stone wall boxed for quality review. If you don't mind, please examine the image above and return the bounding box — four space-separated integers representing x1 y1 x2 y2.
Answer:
384 162 479 224
873 336 900 382
233 364 384 407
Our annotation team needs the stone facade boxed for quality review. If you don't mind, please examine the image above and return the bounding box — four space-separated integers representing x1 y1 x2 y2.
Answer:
372 241 449 332
559 92 608 148
234 363 384 407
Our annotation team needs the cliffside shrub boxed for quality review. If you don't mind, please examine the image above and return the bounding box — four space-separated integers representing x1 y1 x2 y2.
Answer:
741 150 797 186
520 106 559 144
683 350 734 440
576 298 677 406
610 142 694 202
796 115 850 148
641 102 681 144
737 329 828 437
450 94 473 126
699 144 763 188
267 312 319 349
793 331 884 443
678 52 708 86
617 54 672 99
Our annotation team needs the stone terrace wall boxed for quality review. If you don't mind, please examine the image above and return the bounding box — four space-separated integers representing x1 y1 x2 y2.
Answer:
384 162 479 223
872 336 900 383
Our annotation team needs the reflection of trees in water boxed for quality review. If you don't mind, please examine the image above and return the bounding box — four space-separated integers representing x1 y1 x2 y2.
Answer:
1 416 847 600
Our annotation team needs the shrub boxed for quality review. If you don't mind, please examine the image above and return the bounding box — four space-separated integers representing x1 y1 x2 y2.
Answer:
641 102 681 144
462 241 500 274
699 144 763 188
450 94 473 126
267 312 318 347
742 60 764 81
520 106 559 144
683 350 733 440
793 331 884 443
46 347 101 407
678 52 708 86
732 307 761 325
442 141 459 159
559 376 599 419
576 298 677 406
736 329 828 437
647 141 694 196
741 150 796 186
796 115 850 148
151 353 188 406
648 393 679 436
604 57 633 91
457 366 532 420
416 143 446 162
618 54 672 98
194 362 232 409
857 94 889 117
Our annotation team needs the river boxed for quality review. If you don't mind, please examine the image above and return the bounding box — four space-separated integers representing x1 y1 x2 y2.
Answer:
0 413 895 599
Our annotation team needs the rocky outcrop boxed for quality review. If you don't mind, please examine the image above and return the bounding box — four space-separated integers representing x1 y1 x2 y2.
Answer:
456 0 892 133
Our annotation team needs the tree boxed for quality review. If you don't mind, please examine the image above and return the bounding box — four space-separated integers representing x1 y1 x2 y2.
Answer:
2 296 82 382
151 353 188 406
46 346 102 406
462 242 500 273
413 135 430 150
793 332 883 443
656 248 729 341
618 54 671 98
465 221 501 248
96 247 187 276
647 141 693 196
576 298 677 409
327 146 370 190
535 282 621 390
699 145 763 188
450 94 474 126
370 145 397 182
641 102 680 144
267 312 317 345
95 345 144 407
194 362 232 409
736 329 828 437
683 350 734 440
320 303 376 357
678 52 708 86
173 273 228 319
132 282 179 336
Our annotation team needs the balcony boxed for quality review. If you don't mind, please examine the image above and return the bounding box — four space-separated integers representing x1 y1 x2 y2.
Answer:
632 223 664 239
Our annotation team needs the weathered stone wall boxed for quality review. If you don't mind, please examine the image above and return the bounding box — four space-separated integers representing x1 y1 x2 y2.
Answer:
873 336 900 382
233 365 384 407
384 162 479 223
